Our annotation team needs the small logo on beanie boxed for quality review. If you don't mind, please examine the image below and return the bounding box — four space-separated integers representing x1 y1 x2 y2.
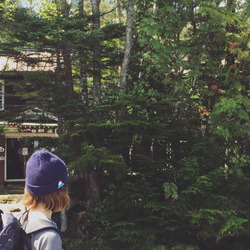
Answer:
58 180 64 189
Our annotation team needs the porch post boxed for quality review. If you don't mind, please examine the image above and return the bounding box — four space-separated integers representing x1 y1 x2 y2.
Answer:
0 135 5 186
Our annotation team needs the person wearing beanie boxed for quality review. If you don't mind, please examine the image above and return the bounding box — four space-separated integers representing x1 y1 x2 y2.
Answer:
21 150 70 250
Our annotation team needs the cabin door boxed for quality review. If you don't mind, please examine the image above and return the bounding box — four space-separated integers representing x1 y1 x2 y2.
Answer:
5 138 33 181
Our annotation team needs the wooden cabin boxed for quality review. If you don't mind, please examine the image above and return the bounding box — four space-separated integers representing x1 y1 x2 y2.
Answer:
0 53 58 187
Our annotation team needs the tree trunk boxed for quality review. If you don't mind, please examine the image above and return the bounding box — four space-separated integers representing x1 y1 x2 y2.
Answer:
153 0 158 15
56 47 68 231
115 0 121 23
120 0 135 93
62 47 74 100
84 0 101 203
56 47 64 135
79 0 89 106
59 0 73 100
91 0 101 105
60 209 68 232
58 0 73 232
225 0 236 67
80 58 89 106
86 170 100 203
78 0 84 13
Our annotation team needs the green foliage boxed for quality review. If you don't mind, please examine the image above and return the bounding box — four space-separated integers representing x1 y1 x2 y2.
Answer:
2 0 250 249
171 244 199 250
0 125 7 134
68 144 126 178
0 0 6 20
163 182 178 200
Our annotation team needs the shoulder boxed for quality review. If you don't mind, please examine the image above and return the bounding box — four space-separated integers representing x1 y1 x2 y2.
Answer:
24 211 58 234
32 228 63 249
34 227 60 240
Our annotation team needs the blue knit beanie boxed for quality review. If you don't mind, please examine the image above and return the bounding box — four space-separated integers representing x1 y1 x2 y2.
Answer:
25 150 67 196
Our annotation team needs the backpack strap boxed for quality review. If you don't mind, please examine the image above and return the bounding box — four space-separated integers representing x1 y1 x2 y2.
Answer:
0 210 3 231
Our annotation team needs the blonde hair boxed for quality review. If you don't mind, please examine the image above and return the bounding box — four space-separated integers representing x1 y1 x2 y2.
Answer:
23 187 70 212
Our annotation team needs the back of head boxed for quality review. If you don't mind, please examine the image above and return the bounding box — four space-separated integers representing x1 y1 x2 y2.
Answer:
25 150 68 196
